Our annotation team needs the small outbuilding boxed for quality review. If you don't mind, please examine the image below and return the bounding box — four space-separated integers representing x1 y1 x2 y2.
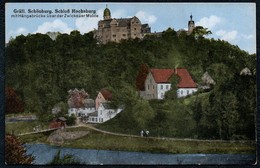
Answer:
49 117 67 129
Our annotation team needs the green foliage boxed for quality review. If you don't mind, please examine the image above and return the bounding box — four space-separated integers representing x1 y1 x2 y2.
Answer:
132 100 155 129
6 26 255 140
165 74 180 100
48 150 80 165
65 114 77 126
192 26 212 39
53 101 69 117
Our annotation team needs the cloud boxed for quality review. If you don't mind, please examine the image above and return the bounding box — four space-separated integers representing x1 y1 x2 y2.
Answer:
16 27 28 34
216 29 238 41
196 15 222 30
135 11 157 24
34 19 72 34
241 34 253 39
7 27 29 42
75 9 103 33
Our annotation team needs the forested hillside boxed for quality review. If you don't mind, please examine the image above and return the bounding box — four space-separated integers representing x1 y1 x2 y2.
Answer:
6 27 256 140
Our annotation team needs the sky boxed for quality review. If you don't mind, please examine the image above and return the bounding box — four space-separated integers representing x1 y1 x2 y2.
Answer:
5 3 256 54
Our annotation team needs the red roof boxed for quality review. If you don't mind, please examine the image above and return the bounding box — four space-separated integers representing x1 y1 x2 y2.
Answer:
100 89 112 100
150 68 197 88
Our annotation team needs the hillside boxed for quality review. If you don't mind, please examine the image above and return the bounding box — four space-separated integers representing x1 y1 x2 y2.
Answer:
5 27 256 140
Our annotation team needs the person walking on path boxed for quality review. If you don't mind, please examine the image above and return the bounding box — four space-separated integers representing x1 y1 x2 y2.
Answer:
140 130 144 137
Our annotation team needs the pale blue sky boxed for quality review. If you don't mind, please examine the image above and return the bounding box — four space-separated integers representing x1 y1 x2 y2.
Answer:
5 3 256 54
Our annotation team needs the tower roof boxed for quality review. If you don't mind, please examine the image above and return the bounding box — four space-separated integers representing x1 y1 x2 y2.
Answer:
189 14 194 24
103 7 111 17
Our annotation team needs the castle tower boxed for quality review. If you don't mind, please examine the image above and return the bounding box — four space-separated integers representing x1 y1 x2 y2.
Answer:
103 5 111 20
188 14 195 33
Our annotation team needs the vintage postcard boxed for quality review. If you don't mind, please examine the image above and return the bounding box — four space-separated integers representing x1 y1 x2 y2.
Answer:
4 2 256 165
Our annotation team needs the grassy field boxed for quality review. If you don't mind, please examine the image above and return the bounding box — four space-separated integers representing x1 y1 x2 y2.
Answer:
5 112 36 118
19 126 256 154
6 121 49 135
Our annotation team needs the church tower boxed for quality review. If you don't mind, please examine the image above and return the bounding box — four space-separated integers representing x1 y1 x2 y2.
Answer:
188 14 195 33
103 5 111 20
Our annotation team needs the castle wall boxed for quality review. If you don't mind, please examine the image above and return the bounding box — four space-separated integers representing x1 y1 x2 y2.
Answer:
96 14 147 44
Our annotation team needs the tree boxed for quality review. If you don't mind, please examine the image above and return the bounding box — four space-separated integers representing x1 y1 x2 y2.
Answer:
52 101 68 116
5 134 34 164
5 87 24 113
132 100 155 129
165 74 180 100
191 98 202 135
192 26 212 39
136 64 149 91
65 114 76 126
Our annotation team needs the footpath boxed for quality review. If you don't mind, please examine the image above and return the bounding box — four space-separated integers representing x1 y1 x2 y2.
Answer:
82 124 250 143
18 123 252 144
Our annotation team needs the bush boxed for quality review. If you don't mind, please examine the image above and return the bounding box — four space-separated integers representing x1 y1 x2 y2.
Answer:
65 114 76 126
5 134 34 164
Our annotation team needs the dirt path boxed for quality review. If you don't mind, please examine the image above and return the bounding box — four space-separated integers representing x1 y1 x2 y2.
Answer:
82 124 250 143
18 128 59 136
18 123 253 144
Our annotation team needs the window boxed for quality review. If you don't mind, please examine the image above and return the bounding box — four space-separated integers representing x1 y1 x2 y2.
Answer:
187 90 189 94
181 90 183 95
113 34 116 37
166 85 169 90
100 110 102 115
134 28 137 30
153 85 154 90
122 34 126 37
161 85 163 90
147 85 149 90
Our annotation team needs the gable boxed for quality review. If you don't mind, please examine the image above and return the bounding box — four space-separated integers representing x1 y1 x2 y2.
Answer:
100 89 112 100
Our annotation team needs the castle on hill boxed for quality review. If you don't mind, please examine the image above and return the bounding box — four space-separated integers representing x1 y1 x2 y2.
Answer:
93 5 151 44
93 6 196 44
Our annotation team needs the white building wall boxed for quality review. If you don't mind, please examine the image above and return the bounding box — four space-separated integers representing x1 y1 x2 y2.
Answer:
177 88 198 98
157 83 171 99
70 104 124 124
68 107 96 117
88 116 98 123
97 104 124 123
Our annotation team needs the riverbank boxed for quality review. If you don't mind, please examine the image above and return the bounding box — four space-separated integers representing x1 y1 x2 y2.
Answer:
19 126 256 154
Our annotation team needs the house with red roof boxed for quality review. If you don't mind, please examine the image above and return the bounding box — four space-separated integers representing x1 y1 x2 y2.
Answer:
141 68 198 99
95 88 112 110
